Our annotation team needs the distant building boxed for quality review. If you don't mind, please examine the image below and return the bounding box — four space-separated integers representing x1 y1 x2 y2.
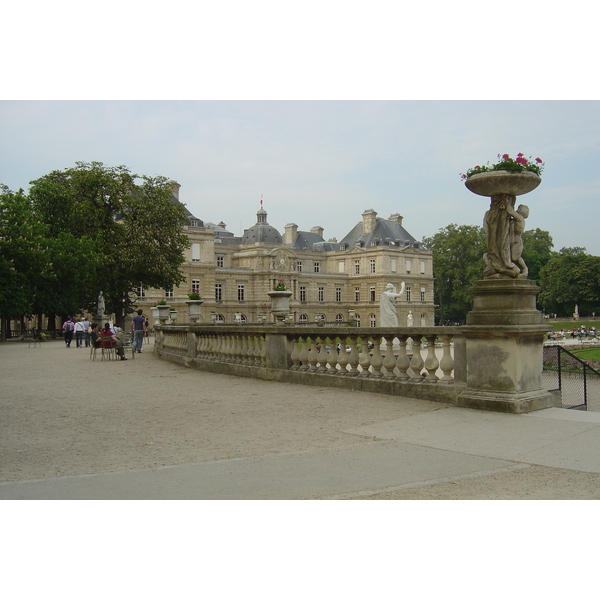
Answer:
137 182 435 326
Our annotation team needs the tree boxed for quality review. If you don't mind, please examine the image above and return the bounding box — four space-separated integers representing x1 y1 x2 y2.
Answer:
539 253 600 316
559 247 587 256
422 224 486 324
29 162 190 326
521 228 554 284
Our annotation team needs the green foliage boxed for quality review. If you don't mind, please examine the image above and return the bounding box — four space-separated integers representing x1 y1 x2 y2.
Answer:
559 246 587 256
422 224 486 324
522 228 554 284
539 253 600 316
6 161 189 325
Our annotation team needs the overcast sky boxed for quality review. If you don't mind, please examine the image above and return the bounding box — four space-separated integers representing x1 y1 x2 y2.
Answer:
2 100 598 255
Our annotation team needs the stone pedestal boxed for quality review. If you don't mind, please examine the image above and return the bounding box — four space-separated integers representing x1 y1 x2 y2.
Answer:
458 279 557 413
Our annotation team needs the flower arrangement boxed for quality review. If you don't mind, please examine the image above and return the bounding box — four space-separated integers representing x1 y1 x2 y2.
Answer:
155 299 168 306
272 279 287 291
187 290 202 300
461 153 544 181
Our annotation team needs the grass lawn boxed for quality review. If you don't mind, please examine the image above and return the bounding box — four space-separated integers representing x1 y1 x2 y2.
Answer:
548 320 599 332
570 347 600 363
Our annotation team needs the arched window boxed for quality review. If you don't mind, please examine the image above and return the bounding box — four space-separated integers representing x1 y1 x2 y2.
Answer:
369 314 377 327
355 313 361 327
299 314 308 323
335 314 344 324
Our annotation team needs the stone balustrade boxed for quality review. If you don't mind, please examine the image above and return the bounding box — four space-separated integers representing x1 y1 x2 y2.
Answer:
154 324 467 405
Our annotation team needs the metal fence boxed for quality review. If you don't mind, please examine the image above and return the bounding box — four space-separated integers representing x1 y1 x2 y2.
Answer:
543 345 600 411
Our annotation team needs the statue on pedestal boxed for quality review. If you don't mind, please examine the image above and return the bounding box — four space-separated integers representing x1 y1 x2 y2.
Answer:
379 282 405 328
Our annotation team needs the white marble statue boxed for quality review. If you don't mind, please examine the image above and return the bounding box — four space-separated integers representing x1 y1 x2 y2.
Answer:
379 282 406 328
406 310 414 327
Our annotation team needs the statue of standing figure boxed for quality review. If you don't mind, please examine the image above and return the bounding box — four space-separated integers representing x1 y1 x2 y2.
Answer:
379 282 406 327
97 292 106 320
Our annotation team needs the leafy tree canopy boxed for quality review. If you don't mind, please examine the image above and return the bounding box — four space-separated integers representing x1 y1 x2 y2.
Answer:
422 224 486 324
27 162 189 325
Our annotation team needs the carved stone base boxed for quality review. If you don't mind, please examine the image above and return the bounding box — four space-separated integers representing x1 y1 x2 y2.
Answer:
460 279 554 413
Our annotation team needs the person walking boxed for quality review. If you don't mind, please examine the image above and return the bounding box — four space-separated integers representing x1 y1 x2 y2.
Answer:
62 317 75 348
82 317 91 347
130 309 147 353
74 318 86 348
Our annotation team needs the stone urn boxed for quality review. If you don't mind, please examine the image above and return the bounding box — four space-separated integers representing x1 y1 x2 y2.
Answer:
156 304 171 323
465 170 541 279
186 299 203 323
151 306 160 326
267 290 293 322
168 309 178 323
464 170 541 197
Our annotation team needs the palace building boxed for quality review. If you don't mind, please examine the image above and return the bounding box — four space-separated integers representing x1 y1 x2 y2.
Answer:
137 182 435 326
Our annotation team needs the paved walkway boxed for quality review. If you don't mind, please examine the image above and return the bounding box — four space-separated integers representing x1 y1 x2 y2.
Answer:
2 338 600 499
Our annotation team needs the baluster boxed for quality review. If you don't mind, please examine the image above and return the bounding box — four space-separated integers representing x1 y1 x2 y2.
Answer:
327 337 339 374
316 339 328 373
410 336 425 381
225 334 234 362
250 334 260 366
347 335 360 376
290 337 301 370
370 338 384 378
382 335 397 379
308 337 319 372
259 334 267 367
337 337 349 375
358 336 372 378
423 335 439 382
240 335 249 365
213 334 221 360
395 335 411 380
439 335 454 383
298 336 310 371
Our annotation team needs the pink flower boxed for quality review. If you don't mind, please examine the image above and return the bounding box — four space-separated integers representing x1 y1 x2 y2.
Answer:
502 153 509 159
535 157 543 163
517 152 524 157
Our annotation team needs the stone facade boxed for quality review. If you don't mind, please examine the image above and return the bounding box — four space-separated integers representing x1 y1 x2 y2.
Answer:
136 183 435 326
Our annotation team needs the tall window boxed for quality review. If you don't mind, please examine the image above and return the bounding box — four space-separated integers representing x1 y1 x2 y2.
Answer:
299 286 307 302
338 261 345 273
215 283 222 301
406 286 411 302
420 260 426 275
405 259 412 274
370 314 377 327
354 287 360 302
336 287 342 302
318 287 324 302
370 286 376 302
314 262 320 273
192 279 200 293
420 286 426 302
355 313 361 327
391 259 397 273
354 260 360 275
296 261 303 272
192 243 200 262
370 259 376 274
237 284 245 301
217 255 224 267
137 285 146 297
165 288 173 298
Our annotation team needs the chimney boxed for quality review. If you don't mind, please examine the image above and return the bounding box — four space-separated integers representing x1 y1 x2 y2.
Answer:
362 209 378 235
284 223 298 245
389 213 403 226
311 225 324 239
169 180 181 201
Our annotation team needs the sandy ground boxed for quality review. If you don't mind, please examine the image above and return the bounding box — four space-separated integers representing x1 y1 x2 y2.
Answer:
2 337 600 499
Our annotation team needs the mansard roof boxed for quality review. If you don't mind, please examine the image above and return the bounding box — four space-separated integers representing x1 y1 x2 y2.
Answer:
338 215 417 249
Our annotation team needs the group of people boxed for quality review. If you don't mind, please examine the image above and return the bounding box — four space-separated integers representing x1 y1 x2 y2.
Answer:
62 309 149 359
